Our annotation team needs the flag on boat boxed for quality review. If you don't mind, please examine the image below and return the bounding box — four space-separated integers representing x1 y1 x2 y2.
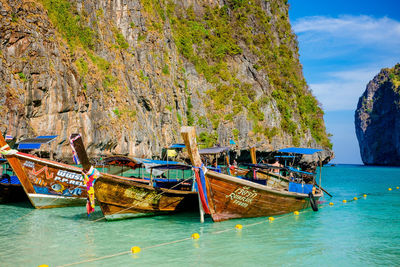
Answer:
69 135 81 165
193 166 210 214
5 135 13 140
167 149 177 157
83 166 100 214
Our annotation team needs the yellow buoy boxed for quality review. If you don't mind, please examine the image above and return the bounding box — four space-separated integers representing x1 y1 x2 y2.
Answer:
363 194 367 197
329 202 334 206
268 217 275 222
353 197 358 200
396 187 399 189
38 265 49 267
343 200 347 203
293 211 299 215
191 233 200 239
235 224 243 230
131 246 141 254
388 188 392 191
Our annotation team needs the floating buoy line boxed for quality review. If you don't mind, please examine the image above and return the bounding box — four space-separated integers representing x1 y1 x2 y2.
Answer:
25 186 398 267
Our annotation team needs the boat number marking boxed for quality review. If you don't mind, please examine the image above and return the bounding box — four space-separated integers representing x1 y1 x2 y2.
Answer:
226 186 258 208
23 160 84 187
124 187 162 205
54 170 84 187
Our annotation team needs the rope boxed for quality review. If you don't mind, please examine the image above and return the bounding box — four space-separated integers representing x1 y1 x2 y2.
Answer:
56 191 376 266
0 144 18 156
57 237 192 267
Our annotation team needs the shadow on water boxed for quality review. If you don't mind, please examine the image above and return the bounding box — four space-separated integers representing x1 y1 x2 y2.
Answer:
0 201 32 209
53 209 203 224
53 209 105 221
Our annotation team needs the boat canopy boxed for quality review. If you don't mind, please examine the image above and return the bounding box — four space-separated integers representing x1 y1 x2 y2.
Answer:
242 163 286 170
150 164 192 170
287 166 314 175
134 158 179 165
199 146 230 155
278 147 322 155
104 156 142 169
17 135 58 150
134 158 180 176
168 143 186 149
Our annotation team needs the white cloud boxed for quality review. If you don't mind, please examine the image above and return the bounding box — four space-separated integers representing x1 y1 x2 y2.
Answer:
310 68 380 111
294 15 400 46
292 15 400 111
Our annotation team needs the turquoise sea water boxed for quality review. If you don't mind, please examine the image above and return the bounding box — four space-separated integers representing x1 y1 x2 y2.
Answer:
1 165 399 266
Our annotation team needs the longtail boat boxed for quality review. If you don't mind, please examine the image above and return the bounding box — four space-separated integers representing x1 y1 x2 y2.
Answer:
0 134 86 208
70 134 197 220
181 126 323 222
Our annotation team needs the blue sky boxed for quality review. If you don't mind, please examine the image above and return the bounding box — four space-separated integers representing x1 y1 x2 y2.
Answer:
288 0 400 164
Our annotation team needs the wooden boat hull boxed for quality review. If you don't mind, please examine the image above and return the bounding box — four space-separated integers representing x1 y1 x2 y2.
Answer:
94 175 198 220
204 170 322 222
3 152 87 208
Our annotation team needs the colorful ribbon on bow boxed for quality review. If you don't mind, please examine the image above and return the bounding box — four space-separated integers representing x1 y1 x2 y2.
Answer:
0 144 18 156
69 135 81 165
83 166 99 215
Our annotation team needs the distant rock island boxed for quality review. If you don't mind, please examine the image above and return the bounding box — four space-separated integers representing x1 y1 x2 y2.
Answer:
355 63 400 165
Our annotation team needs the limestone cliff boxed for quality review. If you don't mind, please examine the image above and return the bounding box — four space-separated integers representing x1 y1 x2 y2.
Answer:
0 0 332 161
355 64 400 166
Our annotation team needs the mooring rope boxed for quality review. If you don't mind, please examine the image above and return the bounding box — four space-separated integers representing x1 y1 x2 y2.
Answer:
68 190 384 267
57 237 193 267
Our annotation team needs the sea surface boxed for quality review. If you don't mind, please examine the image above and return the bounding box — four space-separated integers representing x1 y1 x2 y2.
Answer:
1 165 399 266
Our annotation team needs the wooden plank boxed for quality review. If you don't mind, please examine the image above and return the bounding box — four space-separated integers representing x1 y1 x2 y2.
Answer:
70 134 91 172
250 147 257 164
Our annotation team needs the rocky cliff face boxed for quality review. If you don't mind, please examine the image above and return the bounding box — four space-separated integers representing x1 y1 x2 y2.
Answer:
0 0 332 162
355 64 400 166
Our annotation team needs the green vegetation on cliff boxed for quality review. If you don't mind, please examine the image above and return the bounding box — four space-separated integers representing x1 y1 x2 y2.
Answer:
39 0 331 149
165 0 331 148
388 63 400 90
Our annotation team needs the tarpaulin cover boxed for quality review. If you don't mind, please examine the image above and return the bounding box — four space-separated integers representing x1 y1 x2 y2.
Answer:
17 135 58 150
104 156 141 169
278 147 322 155
18 143 41 150
199 146 230 155
150 164 192 170
134 158 179 176
288 182 313 194
0 175 20 185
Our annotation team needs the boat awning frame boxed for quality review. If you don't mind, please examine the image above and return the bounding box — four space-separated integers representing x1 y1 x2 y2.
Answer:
150 164 192 170
17 135 58 150
277 147 323 155
199 146 230 155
